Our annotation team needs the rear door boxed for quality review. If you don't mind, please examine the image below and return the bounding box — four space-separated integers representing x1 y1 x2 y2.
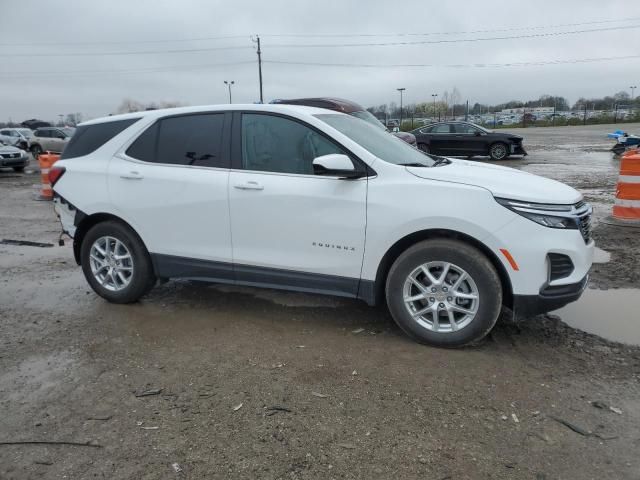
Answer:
108 112 234 275
228 112 367 296
451 123 486 155
425 123 454 154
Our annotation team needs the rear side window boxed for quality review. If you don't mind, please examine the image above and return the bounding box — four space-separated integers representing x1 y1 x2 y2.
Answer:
60 118 139 159
126 113 226 168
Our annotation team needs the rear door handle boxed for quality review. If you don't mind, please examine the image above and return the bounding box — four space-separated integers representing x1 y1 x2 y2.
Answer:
120 171 144 180
234 181 263 191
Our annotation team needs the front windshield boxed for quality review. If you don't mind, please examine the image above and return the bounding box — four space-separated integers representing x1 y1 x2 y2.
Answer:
316 113 436 167
62 127 76 136
349 110 387 131
18 128 33 137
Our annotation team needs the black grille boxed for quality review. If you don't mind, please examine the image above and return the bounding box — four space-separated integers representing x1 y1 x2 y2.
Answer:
0 152 20 159
578 212 591 244
548 253 574 281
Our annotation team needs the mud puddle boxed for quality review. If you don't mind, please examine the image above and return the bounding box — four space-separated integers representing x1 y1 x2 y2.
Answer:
554 288 640 345
593 247 611 263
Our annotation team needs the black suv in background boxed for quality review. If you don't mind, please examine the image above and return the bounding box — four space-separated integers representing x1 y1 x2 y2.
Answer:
411 121 527 160
271 97 417 146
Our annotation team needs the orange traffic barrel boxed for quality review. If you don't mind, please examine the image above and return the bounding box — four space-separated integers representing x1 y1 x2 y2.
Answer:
622 146 639 158
612 153 640 221
37 152 60 200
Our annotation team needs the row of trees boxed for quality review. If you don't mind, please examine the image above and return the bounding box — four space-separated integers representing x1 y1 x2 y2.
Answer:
367 90 640 120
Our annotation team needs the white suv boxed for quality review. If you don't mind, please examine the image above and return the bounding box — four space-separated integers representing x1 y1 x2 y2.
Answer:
50 104 594 347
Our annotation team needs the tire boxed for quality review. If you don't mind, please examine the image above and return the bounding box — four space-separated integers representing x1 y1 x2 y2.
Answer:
418 143 430 153
489 142 508 161
12 166 25 172
80 221 156 303
385 239 502 347
30 144 42 160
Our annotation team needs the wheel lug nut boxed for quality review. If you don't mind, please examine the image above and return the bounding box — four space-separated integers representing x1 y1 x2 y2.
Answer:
447 297 453 302
429 297 435 302
439 303 445 308
442 287 448 292
431 287 437 292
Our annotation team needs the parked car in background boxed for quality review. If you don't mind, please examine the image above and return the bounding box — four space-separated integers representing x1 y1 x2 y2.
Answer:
0 144 29 172
21 119 51 130
30 127 72 158
50 104 592 348
0 128 33 150
411 121 527 160
271 97 417 146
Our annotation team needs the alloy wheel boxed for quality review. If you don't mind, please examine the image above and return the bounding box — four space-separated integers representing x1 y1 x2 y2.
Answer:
89 236 134 292
402 261 479 333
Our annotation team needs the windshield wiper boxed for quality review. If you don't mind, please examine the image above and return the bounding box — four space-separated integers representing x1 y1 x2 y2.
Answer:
432 157 451 167
398 162 428 167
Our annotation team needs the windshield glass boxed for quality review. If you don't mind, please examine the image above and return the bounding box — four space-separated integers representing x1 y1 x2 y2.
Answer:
316 113 436 167
349 110 387 131
17 128 33 137
62 127 76 136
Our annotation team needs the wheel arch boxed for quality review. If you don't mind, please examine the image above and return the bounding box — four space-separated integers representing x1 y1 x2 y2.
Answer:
371 228 513 310
73 212 149 266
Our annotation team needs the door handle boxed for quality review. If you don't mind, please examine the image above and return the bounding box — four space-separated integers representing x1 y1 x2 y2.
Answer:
120 171 144 180
234 181 263 191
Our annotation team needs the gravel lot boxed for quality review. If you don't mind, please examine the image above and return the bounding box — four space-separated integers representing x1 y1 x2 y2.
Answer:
1 123 640 479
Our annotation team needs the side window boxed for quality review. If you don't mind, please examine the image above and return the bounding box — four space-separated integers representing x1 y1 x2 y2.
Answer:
419 127 432 134
126 114 226 168
241 114 345 175
60 118 139 160
431 124 451 134
36 130 47 138
453 124 479 134
0 130 8 136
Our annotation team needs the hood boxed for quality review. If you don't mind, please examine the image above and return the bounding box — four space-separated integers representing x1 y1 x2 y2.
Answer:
0 144 24 154
406 159 582 204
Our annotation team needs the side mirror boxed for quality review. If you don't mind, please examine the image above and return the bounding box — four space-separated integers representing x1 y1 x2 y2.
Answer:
474 131 482 136
313 154 363 179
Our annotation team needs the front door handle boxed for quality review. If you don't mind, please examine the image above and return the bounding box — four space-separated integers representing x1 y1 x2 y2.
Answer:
120 171 144 180
234 181 263 191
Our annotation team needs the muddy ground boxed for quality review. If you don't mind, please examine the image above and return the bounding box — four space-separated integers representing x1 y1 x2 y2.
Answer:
1 123 640 479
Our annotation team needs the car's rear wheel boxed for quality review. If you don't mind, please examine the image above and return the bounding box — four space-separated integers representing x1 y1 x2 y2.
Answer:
385 239 502 347
30 145 42 160
489 142 508 160
81 221 156 303
418 143 430 153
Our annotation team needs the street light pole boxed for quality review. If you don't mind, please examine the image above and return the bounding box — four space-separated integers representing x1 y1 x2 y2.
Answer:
397 88 406 129
631 85 637 100
224 80 235 104
431 94 438 121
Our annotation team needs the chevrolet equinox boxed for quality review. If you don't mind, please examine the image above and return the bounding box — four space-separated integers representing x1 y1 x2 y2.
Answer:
51 104 594 347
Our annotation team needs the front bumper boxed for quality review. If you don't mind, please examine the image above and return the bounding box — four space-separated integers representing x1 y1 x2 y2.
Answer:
0 154 28 168
511 143 527 156
513 275 588 319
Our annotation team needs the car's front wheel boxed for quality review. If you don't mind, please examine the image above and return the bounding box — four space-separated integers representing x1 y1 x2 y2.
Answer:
81 221 156 303
489 142 508 160
385 239 502 347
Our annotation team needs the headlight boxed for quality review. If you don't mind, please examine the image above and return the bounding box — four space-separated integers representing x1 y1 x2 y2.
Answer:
495 198 581 229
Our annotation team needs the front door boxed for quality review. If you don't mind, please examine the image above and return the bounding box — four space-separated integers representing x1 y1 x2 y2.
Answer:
228 112 367 297
108 112 233 276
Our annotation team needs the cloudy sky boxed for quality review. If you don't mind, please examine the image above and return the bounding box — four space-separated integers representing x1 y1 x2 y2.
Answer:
1 0 639 121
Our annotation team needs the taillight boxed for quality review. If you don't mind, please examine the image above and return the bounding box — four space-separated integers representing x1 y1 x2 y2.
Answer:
48 166 66 187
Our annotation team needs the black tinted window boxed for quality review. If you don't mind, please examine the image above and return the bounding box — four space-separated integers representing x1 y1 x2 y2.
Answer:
453 123 479 134
35 129 48 138
242 114 344 174
126 114 226 167
431 124 451 133
60 119 139 159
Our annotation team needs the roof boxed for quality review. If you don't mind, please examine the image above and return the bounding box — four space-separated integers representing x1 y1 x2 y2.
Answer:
80 103 336 126
270 97 366 114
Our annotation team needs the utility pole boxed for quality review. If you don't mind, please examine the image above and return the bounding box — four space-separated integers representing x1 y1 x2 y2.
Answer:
252 35 264 103
632 86 637 116
465 99 469 121
224 80 234 104
397 88 405 129
583 103 587 125
431 94 437 121
58 114 64 126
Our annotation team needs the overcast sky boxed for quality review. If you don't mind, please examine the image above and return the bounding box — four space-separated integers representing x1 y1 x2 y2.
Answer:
1 0 639 121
